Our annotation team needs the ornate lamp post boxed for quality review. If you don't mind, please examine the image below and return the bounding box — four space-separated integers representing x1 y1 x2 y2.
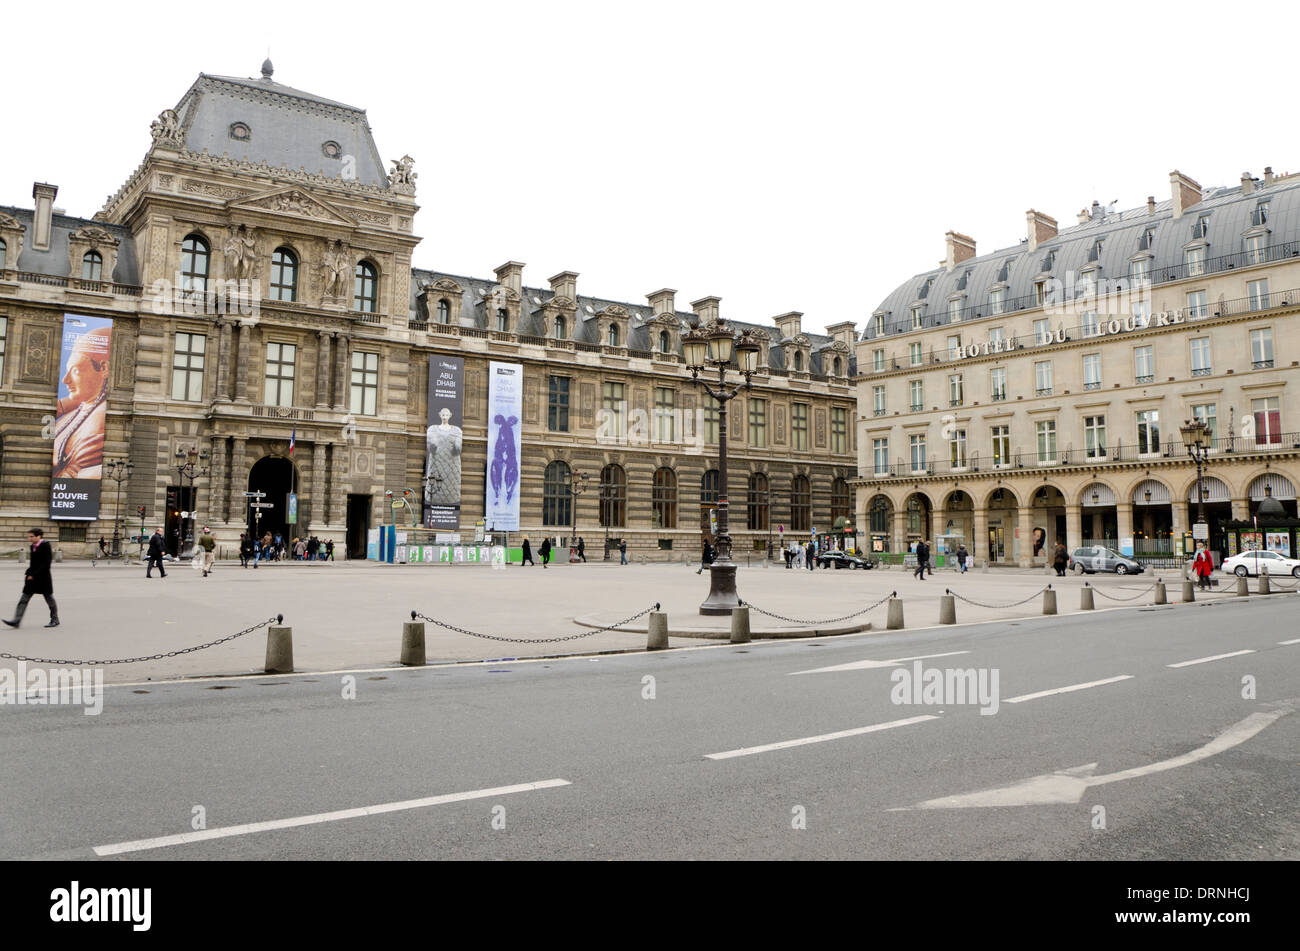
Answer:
104 458 134 558
569 469 591 551
174 446 210 558
1179 419 1211 535
683 321 761 615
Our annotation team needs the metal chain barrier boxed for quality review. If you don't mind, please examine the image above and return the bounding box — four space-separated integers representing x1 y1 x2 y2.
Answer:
741 591 895 625
947 587 1049 610
409 603 659 644
1266 577 1300 591
0 615 282 667
1088 582 1158 602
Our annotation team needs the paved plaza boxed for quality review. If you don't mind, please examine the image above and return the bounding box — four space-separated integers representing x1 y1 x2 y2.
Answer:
0 556 1238 684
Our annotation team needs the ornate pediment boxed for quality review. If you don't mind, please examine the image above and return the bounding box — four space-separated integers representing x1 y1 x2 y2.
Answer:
230 187 357 225
791 333 811 348
421 277 463 295
598 303 630 319
546 295 577 312
825 339 851 353
70 226 119 249
0 211 23 230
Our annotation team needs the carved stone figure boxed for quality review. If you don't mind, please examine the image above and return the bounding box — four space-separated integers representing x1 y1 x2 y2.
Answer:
321 240 351 299
150 109 182 146
388 155 417 192
224 225 257 281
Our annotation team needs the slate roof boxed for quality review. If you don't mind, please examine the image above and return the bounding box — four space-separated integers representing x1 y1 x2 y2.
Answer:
0 207 139 285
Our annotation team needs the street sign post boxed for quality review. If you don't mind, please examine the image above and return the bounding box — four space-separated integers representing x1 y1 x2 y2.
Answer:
249 502 274 509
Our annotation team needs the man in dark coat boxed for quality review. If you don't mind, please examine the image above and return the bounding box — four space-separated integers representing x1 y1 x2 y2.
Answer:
577 537 586 563
146 527 167 578
521 536 534 566
806 539 816 571
539 537 552 568
4 528 59 628
913 539 930 580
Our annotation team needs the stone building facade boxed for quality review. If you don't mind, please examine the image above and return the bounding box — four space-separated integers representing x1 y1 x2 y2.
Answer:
855 168 1300 566
0 64 856 559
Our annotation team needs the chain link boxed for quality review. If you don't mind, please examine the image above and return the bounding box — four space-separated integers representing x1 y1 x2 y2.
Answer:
1088 582 1158 602
947 587 1049 609
409 604 658 644
741 592 894 625
0 615 282 667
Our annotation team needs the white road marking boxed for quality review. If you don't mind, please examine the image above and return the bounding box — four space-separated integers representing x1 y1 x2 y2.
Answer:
1279 638 1300 646
92 779 571 856
705 715 938 760
1004 675 1134 704
893 702 1295 809
790 650 971 676
1167 649 1256 668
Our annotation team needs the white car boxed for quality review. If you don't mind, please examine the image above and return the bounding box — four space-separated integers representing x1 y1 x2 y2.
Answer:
1221 550 1300 578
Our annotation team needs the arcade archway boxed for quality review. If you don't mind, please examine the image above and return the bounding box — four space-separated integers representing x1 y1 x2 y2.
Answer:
246 456 299 545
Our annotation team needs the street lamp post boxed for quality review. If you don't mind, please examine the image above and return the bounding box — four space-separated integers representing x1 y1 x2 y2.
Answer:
104 458 134 558
174 446 210 559
1180 419 1211 543
683 321 761 615
569 470 590 557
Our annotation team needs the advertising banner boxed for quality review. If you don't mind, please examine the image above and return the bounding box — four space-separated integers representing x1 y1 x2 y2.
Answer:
424 355 464 530
50 314 114 520
485 361 522 531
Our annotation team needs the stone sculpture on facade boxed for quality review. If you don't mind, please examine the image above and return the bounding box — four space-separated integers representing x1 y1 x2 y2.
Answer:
388 155 417 194
224 224 257 282
149 109 183 147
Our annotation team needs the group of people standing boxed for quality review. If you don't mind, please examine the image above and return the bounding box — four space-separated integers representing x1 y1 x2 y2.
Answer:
235 532 335 567
783 539 820 570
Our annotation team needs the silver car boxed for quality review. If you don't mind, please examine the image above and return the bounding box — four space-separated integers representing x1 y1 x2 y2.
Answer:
1069 546 1145 575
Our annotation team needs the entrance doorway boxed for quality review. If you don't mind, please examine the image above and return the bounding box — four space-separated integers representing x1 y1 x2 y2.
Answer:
247 456 296 545
988 524 1006 563
346 493 372 559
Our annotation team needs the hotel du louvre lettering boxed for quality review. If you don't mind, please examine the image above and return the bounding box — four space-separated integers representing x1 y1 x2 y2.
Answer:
952 309 1190 360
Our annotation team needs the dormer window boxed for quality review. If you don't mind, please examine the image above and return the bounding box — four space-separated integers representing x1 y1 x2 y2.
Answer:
553 316 566 340
659 329 671 353
1254 201 1269 226
947 297 963 320
1193 214 1210 239
1088 238 1104 262
919 277 935 299
1245 232 1268 265
874 313 885 336
910 305 923 329
1042 249 1057 271
607 324 619 347
81 251 103 281
496 308 509 332
436 298 451 324
989 287 1006 315
833 356 843 376
1140 227 1156 251
793 351 803 372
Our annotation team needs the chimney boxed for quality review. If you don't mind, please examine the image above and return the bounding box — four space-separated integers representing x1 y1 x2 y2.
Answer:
1241 172 1255 196
1147 195 1156 216
1169 170 1201 219
691 296 721 325
825 320 857 350
943 231 976 272
647 288 677 316
1025 210 1058 252
493 261 524 296
1091 199 1103 220
547 270 578 301
31 183 57 252
773 311 803 340
1076 208 1090 224
1264 166 1274 185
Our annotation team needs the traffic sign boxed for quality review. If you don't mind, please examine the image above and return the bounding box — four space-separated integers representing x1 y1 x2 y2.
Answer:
1192 522 1209 540
249 502 274 509
244 491 266 498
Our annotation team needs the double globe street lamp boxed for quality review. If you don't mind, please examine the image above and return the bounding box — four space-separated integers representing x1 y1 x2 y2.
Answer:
174 446 210 559
682 320 762 615
1179 419 1211 537
104 458 134 558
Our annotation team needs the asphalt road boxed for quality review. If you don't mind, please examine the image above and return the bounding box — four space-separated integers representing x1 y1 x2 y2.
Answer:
1 595 1296 860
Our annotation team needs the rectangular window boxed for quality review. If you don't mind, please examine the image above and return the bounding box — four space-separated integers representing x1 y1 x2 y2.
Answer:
948 373 963 407
1080 311 1098 337
1185 246 1206 276
872 348 886 372
949 428 967 468
263 342 295 407
991 425 1010 467
1192 403 1217 442
1036 420 1057 464
1250 328 1274 369
170 332 206 402
947 298 963 320
1034 318 1051 345
909 379 924 412
831 407 847 454
989 326 1005 348
1190 337 1212 376
547 375 570 433
1252 397 1281 444
702 392 719 445
601 381 626 441
1245 233 1267 265
1134 345 1154 384
872 385 886 416
911 305 924 329
349 351 379 416
1034 360 1053 396
1132 298 1151 322
1084 415 1106 458
873 438 889 476
990 367 1007 401
791 402 808 451
654 386 675 442
909 434 927 473
909 342 922 366
990 288 1006 314
947 335 962 360
1129 258 1150 282
1136 409 1160 455
748 397 767 448
874 314 884 336
1248 278 1270 310
1083 353 1101 390
1186 290 1208 318
1035 280 1047 305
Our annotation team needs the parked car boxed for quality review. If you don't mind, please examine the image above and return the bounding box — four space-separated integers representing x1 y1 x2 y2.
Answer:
1068 546 1145 575
1221 550 1300 578
816 550 872 570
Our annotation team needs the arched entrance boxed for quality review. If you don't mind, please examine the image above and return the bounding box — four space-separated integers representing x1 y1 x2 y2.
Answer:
942 488 974 557
867 494 893 554
1081 481 1118 546
247 456 298 546
1184 475 1231 556
1132 477 1173 559
1029 484 1067 556
1248 473 1298 519
902 491 932 552
985 486 1018 563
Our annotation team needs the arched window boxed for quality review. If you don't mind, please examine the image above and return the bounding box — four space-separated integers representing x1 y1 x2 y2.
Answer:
81 251 103 282
180 234 210 295
831 477 851 524
869 496 890 533
659 330 670 353
608 324 619 347
793 351 804 372
701 468 720 505
833 356 843 376
653 468 677 528
543 461 571 527
353 261 377 313
747 473 769 531
791 475 811 532
0 238 6 270
436 298 451 324
270 247 297 301
554 316 566 340
600 464 627 528
496 308 509 332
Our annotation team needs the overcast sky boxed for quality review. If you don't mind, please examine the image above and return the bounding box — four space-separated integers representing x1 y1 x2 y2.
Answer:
6 0 1297 334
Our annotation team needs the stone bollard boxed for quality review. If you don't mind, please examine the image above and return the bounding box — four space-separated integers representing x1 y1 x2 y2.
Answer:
1042 586 1058 615
55 549 63 563
1080 585 1095 611
886 594 904 630
939 592 956 625
1181 580 1195 602
730 606 751 644
1155 580 1167 605
1259 571 1271 595
401 618 426 666
1236 575 1249 597
265 620 293 673
647 611 669 650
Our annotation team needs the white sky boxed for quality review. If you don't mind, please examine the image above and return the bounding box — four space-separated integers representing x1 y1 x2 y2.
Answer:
6 0 1298 335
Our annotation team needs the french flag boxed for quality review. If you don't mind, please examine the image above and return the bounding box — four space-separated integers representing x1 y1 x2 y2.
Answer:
289 426 295 456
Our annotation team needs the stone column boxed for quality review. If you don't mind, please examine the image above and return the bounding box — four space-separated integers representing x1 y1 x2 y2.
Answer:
316 331 332 409
215 319 232 401
931 508 945 563
1116 502 1134 553
1230 497 1249 521
230 437 248 530
1065 504 1082 551
972 504 989 569
892 509 907 556
236 322 252 403
311 442 327 531
1017 505 1034 567
329 442 348 531
333 333 350 411
208 436 229 524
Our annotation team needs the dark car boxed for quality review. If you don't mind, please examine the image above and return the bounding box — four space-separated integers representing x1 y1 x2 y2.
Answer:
1068 546 1145 575
816 551 872 570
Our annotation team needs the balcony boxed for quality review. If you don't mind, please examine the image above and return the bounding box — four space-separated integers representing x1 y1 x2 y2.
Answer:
1035 387 1053 397
1136 375 1154 384
1084 381 1102 390
991 391 1007 402
909 403 923 413
949 399 963 408
1253 359 1275 370
873 408 887 417
1192 367 1213 377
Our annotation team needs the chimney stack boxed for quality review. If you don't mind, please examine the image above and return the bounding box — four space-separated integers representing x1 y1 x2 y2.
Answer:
691 296 721 325
773 311 803 340
1147 196 1156 216
494 261 525 296
1169 170 1202 219
1264 166 1274 185
825 320 857 350
647 288 677 317
547 270 579 301
1025 210 1058 252
1241 172 1255 196
943 231 976 272
31 183 57 252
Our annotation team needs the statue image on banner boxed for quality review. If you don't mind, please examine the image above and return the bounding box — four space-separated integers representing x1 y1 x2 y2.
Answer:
424 408 462 505
424 355 463 530
53 324 111 479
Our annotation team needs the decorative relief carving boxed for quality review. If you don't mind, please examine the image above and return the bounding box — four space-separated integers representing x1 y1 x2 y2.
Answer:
181 180 254 200
353 210 391 225
464 374 481 420
20 326 52 383
149 109 183 148
775 405 786 445
580 382 596 425
157 174 174 190
224 225 258 282
387 155 417 194
524 375 540 424
815 408 828 448
352 448 374 477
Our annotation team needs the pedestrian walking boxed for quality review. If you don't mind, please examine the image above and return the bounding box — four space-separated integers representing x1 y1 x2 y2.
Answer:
98 536 108 558
577 537 587 563
325 539 335 562
3 528 59 628
1052 541 1069 577
198 526 216 577
956 543 969 574
521 536 534 566
539 537 552 568
1194 544 1214 589
238 532 251 568
784 542 794 569
806 539 816 571
913 539 930 580
618 538 628 565
146 527 167 578
697 538 715 574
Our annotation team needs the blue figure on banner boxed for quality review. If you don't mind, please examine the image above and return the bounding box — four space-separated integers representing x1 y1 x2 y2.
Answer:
490 414 519 505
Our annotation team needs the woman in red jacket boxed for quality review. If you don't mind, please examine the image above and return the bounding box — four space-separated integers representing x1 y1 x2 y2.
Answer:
1193 544 1214 590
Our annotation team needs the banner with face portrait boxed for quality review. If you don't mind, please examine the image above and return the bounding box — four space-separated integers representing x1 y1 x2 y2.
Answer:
424 355 464 530
485 361 522 532
50 314 113 520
